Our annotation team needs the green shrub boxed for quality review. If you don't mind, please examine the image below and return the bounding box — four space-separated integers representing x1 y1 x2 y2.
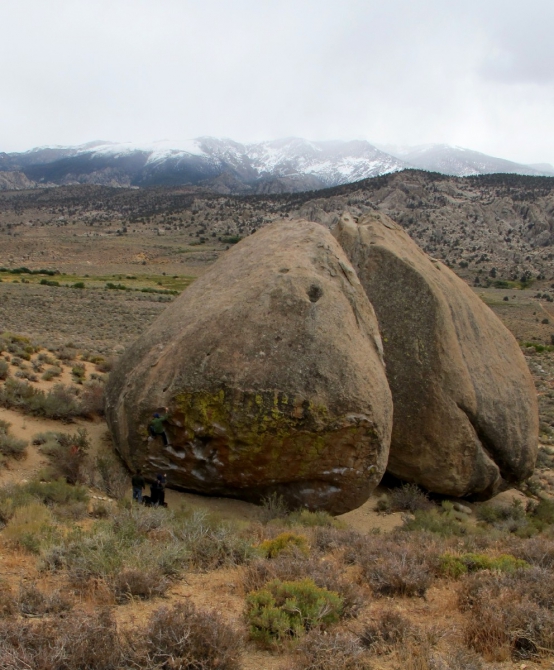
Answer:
258 532 309 558
41 365 62 381
374 496 391 512
477 500 526 524
95 357 114 373
401 507 470 537
31 359 43 373
56 346 75 361
32 430 61 446
1 333 38 358
531 499 554 526
0 421 27 461
37 352 56 365
41 527 126 578
38 428 90 484
25 478 89 505
246 578 343 645
40 384 81 420
0 359 9 380
175 513 255 569
440 553 529 578
41 509 187 585
14 368 38 382
0 479 87 529
3 503 58 553
0 482 35 526
476 499 537 536
71 363 86 383
243 553 363 618
0 378 81 420
51 500 89 521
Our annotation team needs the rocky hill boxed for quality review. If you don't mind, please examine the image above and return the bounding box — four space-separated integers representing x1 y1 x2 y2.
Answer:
2 170 554 285
0 171 39 191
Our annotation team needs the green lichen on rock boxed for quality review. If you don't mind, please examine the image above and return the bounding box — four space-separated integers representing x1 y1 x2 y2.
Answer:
172 387 337 472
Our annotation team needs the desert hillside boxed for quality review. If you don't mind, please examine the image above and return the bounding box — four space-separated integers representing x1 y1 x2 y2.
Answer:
2 171 554 287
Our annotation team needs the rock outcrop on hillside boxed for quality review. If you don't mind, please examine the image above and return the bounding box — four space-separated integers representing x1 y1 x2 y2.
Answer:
333 212 538 498
105 220 393 513
0 171 37 191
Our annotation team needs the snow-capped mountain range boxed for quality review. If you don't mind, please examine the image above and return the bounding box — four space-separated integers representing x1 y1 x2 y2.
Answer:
0 137 552 193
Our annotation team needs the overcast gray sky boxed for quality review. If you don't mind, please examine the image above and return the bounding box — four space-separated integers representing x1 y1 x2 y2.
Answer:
1 0 553 164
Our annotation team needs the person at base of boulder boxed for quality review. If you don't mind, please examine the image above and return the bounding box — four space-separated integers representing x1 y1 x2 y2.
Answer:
148 407 171 447
131 469 146 503
150 477 161 505
148 474 167 507
157 473 167 506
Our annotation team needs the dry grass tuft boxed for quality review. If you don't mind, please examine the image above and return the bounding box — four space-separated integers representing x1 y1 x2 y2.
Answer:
111 568 169 603
0 609 122 670
355 535 439 597
143 600 243 670
16 581 73 616
359 608 416 653
459 569 554 660
0 582 16 618
388 483 434 513
503 535 554 569
287 630 369 670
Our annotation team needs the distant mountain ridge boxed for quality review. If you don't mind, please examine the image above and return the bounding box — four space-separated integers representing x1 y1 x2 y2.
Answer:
0 138 552 192
378 143 554 178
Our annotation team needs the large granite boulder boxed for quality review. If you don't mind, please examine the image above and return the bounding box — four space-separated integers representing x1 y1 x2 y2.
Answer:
333 212 538 498
105 220 392 513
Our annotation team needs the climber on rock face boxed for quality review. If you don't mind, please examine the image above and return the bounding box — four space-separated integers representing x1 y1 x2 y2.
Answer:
148 407 171 447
